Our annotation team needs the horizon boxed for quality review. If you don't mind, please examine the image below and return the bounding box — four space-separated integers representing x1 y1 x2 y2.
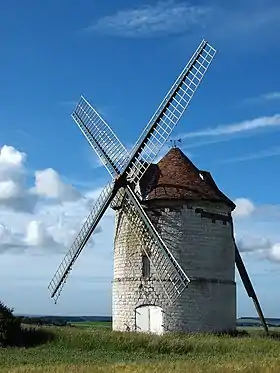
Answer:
14 313 280 321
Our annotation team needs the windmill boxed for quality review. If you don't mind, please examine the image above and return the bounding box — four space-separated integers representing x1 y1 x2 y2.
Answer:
48 40 268 334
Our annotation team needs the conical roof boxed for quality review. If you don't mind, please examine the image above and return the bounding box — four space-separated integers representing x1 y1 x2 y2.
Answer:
142 147 235 209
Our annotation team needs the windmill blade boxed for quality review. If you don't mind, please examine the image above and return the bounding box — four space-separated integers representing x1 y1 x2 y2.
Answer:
124 185 190 303
235 245 268 333
48 181 116 303
123 40 216 185
72 96 129 177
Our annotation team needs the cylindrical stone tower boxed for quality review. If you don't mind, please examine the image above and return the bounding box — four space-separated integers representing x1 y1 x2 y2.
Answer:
112 147 236 334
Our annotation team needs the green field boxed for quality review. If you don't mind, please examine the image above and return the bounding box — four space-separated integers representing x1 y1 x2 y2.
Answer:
70 321 112 329
1 324 280 373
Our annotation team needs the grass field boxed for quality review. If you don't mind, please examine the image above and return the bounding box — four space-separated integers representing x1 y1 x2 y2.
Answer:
70 321 112 329
1 323 280 373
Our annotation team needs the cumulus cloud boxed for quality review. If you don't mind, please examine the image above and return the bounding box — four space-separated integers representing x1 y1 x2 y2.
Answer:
236 234 280 264
233 198 280 264
0 180 22 200
33 168 81 202
268 244 280 262
0 144 104 256
0 145 26 167
0 145 82 214
0 194 107 255
0 145 36 212
233 198 256 218
237 235 272 253
25 221 60 249
0 146 26 189
0 220 30 254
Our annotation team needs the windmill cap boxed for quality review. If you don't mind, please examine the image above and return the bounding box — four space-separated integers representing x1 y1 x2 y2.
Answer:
140 147 235 210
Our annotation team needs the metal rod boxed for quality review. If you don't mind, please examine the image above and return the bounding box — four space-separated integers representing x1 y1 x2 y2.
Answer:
230 218 268 334
235 246 268 334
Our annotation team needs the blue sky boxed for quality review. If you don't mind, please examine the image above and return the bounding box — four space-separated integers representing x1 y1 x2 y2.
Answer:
0 0 280 318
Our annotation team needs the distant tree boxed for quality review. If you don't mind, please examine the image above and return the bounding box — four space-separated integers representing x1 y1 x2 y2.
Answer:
0 301 22 347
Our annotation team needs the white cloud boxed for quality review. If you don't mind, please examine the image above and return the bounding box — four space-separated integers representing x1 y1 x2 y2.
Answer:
0 223 11 241
33 168 81 202
0 144 101 256
25 221 60 249
264 92 280 100
236 234 280 264
0 180 22 200
84 0 280 47
233 198 280 264
237 235 272 253
244 91 280 105
219 146 280 164
86 1 210 37
0 145 36 212
0 145 26 167
0 145 83 212
0 223 23 253
180 114 280 139
0 191 108 255
178 114 280 163
268 243 280 262
233 198 256 218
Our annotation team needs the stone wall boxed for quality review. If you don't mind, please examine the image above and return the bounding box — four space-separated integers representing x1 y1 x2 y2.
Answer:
112 200 236 333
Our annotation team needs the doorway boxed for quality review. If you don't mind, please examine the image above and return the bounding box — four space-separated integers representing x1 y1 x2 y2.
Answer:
135 305 163 334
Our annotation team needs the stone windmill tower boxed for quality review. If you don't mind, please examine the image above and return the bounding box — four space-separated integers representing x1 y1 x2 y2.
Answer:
113 147 236 333
48 40 268 334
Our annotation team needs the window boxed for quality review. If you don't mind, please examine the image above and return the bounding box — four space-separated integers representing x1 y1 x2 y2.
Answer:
142 254 151 278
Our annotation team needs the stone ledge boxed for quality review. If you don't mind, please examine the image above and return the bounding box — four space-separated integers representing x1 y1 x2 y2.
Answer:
113 277 235 285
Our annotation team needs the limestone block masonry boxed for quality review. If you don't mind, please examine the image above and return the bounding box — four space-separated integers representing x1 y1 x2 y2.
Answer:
112 199 236 333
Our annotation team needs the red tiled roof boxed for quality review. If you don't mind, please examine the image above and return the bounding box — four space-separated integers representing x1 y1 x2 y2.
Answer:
140 147 235 209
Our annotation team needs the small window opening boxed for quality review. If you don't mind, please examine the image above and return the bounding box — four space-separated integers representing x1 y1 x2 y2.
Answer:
142 253 151 278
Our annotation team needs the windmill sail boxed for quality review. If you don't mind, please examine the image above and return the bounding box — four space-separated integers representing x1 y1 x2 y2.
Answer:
72 96 129 177
124 40 216 185
124 186 190 302
48 181 116 302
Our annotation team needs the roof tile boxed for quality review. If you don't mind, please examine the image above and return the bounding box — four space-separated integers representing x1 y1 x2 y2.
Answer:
139 147 235 209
